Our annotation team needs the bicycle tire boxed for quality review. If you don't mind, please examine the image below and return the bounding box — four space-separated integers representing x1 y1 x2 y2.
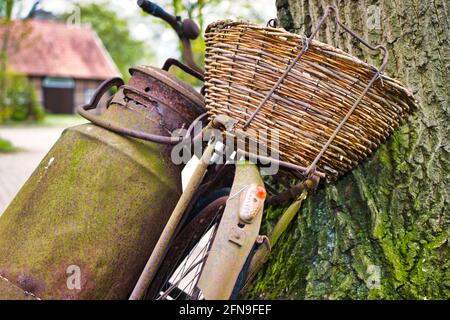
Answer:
145 195 227 300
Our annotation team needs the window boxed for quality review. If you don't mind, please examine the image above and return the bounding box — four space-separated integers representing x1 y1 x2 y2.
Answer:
42 77 75 89
84 88 95 104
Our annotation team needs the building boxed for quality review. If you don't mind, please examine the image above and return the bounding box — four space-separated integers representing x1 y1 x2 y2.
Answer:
2 19 120 113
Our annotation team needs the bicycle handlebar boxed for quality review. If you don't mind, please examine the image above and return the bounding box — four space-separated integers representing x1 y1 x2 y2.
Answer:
137 0 179 32
137 0 204 74
137 0 172 21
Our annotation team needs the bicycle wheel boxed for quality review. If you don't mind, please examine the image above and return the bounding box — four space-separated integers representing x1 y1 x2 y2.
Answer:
145 195 227 300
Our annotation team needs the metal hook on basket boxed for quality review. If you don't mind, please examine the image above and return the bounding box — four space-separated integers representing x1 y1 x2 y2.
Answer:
302 35 309 52
372 65 385 87
266 18 279 28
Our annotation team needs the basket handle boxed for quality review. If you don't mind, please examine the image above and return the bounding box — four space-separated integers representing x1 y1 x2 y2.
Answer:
243 4 388 178
322 5 388 60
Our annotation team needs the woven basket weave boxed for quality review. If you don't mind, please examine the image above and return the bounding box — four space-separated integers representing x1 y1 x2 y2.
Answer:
204 20 417 180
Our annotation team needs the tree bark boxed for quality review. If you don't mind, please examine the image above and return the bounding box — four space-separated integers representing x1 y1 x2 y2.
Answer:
245 0 449 299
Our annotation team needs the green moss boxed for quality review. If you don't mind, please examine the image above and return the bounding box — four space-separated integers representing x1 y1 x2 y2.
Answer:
0 124 182 299
245 122 448 299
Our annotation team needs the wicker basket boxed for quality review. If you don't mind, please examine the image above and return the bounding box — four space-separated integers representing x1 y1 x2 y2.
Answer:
204 20 417 180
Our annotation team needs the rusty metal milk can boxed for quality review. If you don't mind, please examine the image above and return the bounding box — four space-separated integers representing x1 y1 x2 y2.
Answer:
0 66 204 299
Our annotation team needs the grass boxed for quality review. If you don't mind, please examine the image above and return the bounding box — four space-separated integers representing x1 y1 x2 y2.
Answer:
0 137 16 153
0 113 88 128
40 114 88 127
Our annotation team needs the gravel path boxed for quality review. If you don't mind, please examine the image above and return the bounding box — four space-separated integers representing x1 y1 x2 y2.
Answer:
0 127 66 215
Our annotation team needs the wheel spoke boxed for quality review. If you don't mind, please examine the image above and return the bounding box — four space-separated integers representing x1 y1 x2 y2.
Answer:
155 207 223 300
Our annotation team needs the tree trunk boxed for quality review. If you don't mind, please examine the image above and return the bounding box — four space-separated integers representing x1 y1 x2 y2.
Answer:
245 0 449 299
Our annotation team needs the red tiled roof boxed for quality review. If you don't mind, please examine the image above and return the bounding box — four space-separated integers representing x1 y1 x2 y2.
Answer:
2 19 120 79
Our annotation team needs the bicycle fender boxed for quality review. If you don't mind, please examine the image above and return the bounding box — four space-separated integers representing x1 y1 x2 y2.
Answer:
197 161 265 300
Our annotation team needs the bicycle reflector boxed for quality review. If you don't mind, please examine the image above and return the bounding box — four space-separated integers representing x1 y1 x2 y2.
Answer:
239 183 266 223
